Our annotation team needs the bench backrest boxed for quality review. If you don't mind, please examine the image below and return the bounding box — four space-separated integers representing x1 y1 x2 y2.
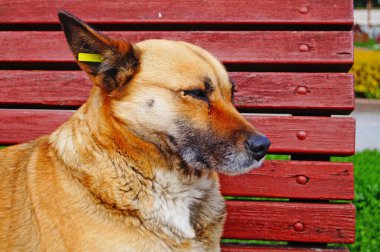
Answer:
0 1 355 251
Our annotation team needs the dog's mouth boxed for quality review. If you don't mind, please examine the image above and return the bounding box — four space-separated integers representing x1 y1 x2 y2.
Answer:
178 144 267 175
167 121 270 175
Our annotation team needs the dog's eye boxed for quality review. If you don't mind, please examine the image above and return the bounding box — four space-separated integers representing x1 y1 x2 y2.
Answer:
183 89 208 101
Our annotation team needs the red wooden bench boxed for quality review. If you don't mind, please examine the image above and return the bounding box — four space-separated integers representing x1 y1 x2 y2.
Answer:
0 0 355 251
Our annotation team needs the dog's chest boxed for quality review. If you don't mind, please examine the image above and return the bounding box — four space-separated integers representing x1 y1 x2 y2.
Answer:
150 170 223 241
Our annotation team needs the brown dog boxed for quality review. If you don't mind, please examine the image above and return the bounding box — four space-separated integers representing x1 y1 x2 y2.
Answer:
0 11 270 251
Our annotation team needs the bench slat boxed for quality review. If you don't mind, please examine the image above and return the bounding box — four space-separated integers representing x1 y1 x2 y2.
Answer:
220 160 354 200
224 201 355 243
233 72 354 114
221 244 349 252
0 110 355 155
0 31 353 65
247 116 355 155
0 0 353 25
0 71 354 114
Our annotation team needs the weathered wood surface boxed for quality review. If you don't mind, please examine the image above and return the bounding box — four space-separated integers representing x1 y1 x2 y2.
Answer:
0 71 91 106
0 110 355 155
232 72 354 113
0 31 353 65
221 244 349 252
0 71 354 114
245 116 355 155
220 160 354 200
224 201 355 243
0 0 353 25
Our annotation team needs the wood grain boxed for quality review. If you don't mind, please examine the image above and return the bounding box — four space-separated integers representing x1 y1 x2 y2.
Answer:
0 71 91 106
0 0 353 25
0 110 355 155
231 72 354 114
219 160 354 200
223 201 355 243
0 71 354 114
221 244 349 252
0 31 353 65
246 116 355 155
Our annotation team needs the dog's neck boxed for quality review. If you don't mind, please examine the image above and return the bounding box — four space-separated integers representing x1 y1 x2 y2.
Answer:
49 91 224 244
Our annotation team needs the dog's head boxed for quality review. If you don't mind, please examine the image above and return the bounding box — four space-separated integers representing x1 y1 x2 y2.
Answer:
58 11 270 175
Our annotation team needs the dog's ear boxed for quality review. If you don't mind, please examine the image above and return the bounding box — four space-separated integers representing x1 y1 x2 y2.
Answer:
58 10 139 93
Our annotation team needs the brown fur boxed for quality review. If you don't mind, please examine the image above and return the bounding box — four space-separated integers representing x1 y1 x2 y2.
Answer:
0 11 266 251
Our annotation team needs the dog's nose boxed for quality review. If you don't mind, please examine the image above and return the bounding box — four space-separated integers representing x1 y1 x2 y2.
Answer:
246 134 271 161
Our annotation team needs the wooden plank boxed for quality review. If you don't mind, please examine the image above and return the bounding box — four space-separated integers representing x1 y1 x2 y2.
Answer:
0 71 354 114
248 116 355 155
0 71 91 107
0 110 355 155
219 160 354 200
0 109 73 144
221 244 349 252
232 72 354 114
0 31 353 65
0 0 353 25
223 201 355 243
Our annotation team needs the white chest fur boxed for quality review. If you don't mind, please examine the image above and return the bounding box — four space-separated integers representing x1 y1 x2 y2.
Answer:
150 170 214 239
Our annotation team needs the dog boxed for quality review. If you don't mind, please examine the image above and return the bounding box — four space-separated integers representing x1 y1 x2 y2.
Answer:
0 11 270 251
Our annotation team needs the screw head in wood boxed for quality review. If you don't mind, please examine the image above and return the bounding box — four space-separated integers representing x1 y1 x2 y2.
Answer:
295 86 308 95
297 130 307 140
296 175 308 184
294 222 304 231
299 6 309 14
299 44 309 52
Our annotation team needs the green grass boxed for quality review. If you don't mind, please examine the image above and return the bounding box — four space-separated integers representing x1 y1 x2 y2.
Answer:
333 150 380 252
354 39 380 51
265 154 290 160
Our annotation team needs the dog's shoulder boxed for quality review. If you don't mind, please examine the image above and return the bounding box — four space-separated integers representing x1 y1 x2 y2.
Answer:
0 137 51 249
0 136 51 173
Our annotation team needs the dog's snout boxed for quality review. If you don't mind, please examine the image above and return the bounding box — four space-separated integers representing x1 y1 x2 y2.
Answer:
246 135 271 161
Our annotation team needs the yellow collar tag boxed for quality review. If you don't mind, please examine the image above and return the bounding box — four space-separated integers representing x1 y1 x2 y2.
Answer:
78 53 104 62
